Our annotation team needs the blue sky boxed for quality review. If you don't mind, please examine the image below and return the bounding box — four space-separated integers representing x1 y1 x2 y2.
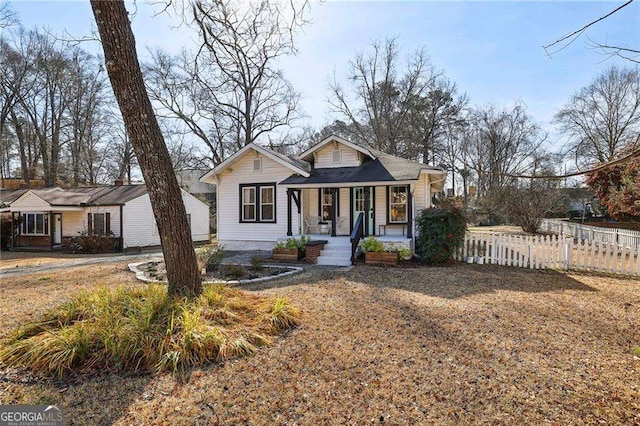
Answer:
7 0 640 147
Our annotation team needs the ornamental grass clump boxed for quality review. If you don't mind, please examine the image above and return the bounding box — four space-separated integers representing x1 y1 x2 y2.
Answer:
0 284 299 377
415 203 467 265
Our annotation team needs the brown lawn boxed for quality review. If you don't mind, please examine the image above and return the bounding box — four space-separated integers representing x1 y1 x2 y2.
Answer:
0 262 639 425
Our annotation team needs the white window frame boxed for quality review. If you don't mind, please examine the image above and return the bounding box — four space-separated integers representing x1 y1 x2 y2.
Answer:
242 187 257 221
260 186 275 222
21 212 49 236
389 186 408 224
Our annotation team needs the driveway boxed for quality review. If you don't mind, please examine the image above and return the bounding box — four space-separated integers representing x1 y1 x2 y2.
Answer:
0 251 163 278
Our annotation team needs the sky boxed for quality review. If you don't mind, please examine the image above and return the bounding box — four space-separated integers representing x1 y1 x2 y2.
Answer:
6 0 640 151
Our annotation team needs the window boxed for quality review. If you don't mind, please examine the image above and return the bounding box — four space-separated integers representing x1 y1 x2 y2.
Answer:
321 188 333 221
242 187 256 221
21 213 49 235
260 187 274 221
88 212 111 235
253 158 262 171
93 213 106 235
240 183 276 223
389 186 408 223
332 149 342 163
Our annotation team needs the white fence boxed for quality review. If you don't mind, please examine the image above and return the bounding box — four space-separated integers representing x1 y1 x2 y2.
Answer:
457 232 640 277
541 219 640 250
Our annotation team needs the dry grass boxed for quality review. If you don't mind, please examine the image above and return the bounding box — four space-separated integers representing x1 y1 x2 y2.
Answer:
1 262 639 424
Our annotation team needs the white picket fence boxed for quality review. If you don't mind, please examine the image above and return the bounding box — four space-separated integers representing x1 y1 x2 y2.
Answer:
541 219 640 250
457 232 640 277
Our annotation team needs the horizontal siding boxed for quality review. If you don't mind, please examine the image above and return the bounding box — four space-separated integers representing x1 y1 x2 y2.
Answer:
122 191 210 248
314 143 361 168
216 151 298 242
12 192 50 210
62 206 121 238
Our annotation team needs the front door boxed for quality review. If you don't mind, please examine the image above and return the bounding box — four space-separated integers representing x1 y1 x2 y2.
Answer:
352 187 374 235
52 213 62 245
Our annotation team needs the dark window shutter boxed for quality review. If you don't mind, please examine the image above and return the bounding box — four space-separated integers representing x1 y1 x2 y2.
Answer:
88 213 93 235
106 213 111 235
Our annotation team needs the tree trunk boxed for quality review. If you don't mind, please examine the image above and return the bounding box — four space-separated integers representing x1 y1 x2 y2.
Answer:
90 0 202 297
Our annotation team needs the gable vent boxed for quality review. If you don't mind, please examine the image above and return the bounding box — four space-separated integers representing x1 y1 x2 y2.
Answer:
332 149 342 163
253 158 262 171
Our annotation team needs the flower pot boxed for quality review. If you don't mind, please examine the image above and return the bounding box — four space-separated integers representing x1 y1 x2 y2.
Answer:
365 251 399 266
466 256 475 264
272 247 304 261
475 256 485 265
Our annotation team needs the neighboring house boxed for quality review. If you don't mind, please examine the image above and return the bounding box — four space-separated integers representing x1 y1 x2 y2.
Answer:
200 135 446 255
0 183 210 251
176 168 217 232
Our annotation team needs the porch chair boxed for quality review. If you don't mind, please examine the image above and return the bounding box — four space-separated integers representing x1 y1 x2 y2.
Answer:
304 215 320 234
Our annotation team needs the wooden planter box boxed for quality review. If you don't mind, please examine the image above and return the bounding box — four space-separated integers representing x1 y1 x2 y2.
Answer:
365 251 399 266
273 247 304 261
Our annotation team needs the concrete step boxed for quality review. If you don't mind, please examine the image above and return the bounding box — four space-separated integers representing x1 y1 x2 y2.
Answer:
316 256 352 266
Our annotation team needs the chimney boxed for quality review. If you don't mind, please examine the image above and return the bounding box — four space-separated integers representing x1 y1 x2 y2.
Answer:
114 179 124 186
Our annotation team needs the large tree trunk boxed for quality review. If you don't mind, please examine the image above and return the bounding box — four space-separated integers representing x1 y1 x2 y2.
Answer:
90 0 202 297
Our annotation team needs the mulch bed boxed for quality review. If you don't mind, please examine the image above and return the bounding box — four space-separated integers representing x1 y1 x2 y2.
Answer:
141 261 292 282
0 262 639 424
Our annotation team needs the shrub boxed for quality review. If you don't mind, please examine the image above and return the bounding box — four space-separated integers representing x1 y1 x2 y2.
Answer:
415 204 467 265
196 246 224 272
359 236 385 253
249 256 264 271
69 233 119 253
220 264 247 280
0 284 299 377
274 236 309 250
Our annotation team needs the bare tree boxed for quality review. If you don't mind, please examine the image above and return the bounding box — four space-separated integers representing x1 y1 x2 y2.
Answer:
405 77 468 164
544 0 639 63
329 37 438 155
90 0 202 297
145 0 307 165
467 103 547 196
554 66 640 166
0 1 17 29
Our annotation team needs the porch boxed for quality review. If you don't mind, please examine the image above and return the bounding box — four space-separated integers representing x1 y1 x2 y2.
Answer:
283 185 418 240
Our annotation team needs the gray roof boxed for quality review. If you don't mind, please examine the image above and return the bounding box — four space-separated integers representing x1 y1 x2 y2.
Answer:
1 185 149 206
280 155 443 186
0 189 28 206
270 149 311 173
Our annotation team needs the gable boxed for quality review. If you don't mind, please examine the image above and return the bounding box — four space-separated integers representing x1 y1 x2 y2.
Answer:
11 191 51 210
313 141 363 169
201 143 309 184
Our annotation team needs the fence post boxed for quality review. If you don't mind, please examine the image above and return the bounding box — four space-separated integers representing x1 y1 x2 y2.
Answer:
564 238 573 270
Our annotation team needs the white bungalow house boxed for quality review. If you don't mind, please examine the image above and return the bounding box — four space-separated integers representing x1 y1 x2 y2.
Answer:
0 183 210 251
200 136 446 265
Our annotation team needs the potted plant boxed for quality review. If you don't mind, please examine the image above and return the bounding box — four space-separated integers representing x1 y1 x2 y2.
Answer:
475 242 486 265
273 236 309 261
465 240 475 264
360 236 399 266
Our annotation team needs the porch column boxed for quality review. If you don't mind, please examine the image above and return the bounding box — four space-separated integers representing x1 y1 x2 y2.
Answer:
331 188 338 237
407 186 413 239
286 188 293 236
10 212 15 250
49 211 54 248
295 189 302 234
364 187 370 237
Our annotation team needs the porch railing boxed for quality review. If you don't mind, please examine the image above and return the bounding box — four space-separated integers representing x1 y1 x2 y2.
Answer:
350 212 364 264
